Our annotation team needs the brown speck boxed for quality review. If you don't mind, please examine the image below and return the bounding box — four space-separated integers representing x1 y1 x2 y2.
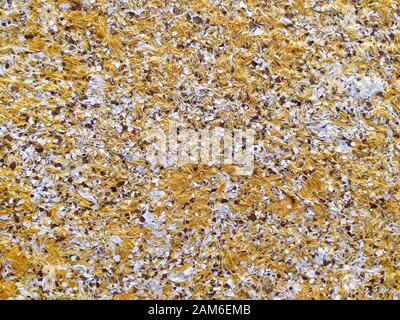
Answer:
248 213 257 221
10 161 16 170
35 145 44 153
193 16 203 24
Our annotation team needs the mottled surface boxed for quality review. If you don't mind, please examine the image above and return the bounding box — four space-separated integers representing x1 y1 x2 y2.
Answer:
0 0 400 299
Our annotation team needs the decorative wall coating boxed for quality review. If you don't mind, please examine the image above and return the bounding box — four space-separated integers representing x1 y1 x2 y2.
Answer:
0 0 399 299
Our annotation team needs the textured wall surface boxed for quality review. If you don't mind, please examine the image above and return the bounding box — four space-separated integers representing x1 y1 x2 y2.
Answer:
0 0 399 299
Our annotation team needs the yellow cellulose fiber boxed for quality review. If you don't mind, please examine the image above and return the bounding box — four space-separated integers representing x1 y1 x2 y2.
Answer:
0 0 399 299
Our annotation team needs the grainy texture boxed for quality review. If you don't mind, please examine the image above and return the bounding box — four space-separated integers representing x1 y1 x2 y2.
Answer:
0 0 400 299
